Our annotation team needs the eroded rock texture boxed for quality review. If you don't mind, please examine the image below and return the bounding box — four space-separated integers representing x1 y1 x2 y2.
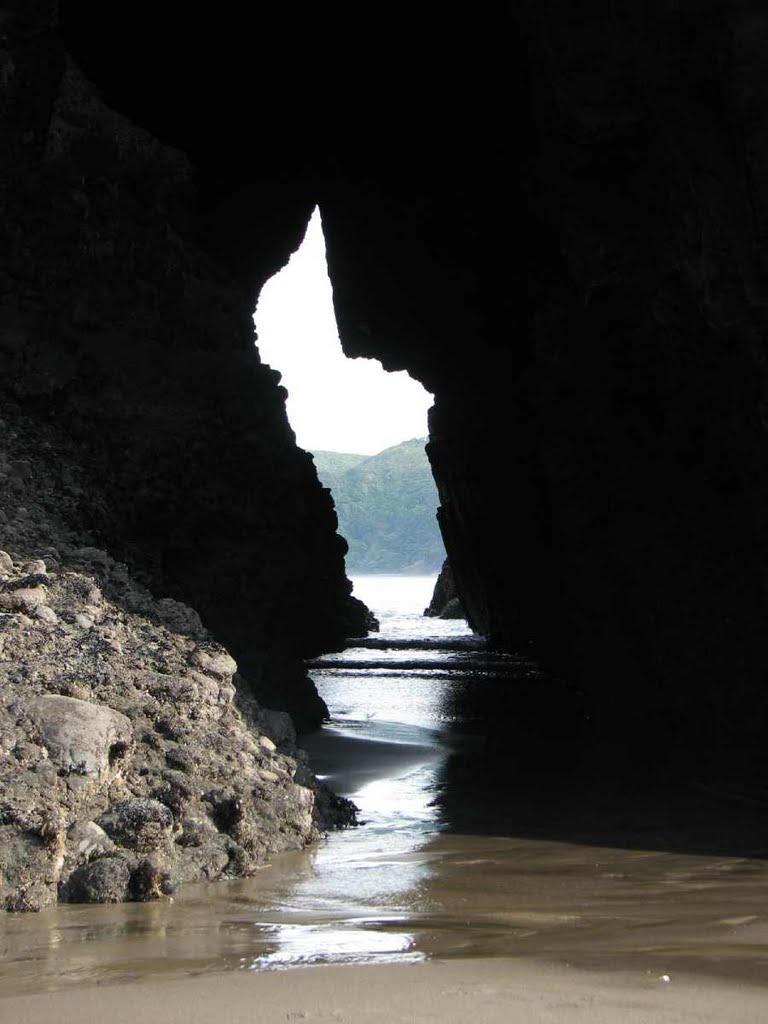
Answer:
0 548 352 912
4 2 768 788
0 8 370 726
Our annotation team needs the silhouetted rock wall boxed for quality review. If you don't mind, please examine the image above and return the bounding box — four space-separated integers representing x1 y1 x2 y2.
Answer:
0 8 357 725
425 561 465 621
5 3 768 779
319 4 768 773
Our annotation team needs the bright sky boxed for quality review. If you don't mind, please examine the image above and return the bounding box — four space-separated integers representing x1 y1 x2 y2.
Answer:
254 208 433 456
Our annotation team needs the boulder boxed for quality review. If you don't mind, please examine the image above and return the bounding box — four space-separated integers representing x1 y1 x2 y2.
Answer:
28 695 133 778
62 856 131 904
97 798 174 852
191 647 237 678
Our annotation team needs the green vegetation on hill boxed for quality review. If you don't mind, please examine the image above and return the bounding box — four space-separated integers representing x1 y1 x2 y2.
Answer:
310 451 367 478
311 438 445 574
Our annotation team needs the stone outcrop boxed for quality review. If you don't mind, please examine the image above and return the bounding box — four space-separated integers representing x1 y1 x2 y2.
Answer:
424 561 466 621
0 548 354 912
0 19 363 728
317 7 768 778
3 1 768 802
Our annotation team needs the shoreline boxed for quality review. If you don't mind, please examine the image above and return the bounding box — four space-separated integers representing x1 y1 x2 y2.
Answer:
3 957 767 1023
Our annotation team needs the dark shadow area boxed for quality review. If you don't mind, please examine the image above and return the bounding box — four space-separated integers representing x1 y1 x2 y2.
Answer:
432 663 768 861
307 614 768 861
46 1 768 795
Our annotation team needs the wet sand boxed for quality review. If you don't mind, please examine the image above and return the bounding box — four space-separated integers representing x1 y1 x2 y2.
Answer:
299 723 444 794
4 704 768 1000
3 958 767 1023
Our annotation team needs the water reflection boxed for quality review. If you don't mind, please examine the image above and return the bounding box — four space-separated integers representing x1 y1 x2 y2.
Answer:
248 921 423 968
264 660 450 967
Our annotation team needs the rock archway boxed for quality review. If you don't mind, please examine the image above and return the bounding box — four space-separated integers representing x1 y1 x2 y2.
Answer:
3 1 768 777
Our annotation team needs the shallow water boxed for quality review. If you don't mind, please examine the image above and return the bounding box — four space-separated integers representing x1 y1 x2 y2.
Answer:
3 574 768 994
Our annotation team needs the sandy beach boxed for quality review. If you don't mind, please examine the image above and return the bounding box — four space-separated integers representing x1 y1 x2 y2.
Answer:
3 958 767 1024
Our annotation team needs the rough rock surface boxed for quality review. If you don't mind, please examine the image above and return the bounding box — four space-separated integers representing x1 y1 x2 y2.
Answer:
4 2 768 796
424 561 466 621
0 24 367 728
0 549 354 913
27 695 133 778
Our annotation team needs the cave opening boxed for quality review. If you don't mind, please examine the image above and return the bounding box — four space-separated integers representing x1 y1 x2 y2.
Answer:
254 207 446 586
4 8 768 985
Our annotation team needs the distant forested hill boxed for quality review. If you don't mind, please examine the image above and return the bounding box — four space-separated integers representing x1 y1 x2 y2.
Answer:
311 438 445 574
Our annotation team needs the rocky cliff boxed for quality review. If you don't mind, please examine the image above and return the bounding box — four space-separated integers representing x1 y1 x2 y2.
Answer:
0 6 365 908
0 20 368 725
3 0 768 839
318 5 768 781
311 439 445 575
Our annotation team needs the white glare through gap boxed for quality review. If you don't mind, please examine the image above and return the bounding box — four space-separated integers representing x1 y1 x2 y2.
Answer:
254 208 433 456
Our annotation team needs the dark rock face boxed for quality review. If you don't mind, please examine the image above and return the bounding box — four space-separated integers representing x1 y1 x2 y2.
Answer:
4 4 768 783
425 561 466 621
0 10 360 722
319 6 768 777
